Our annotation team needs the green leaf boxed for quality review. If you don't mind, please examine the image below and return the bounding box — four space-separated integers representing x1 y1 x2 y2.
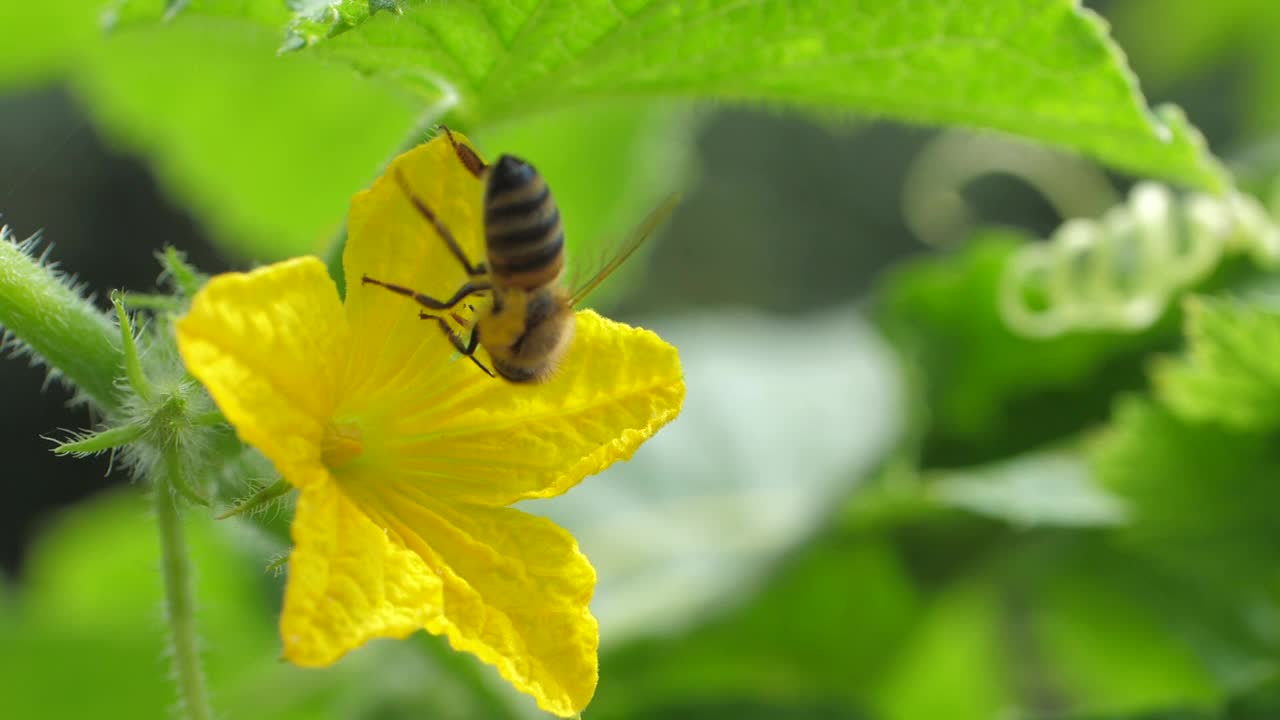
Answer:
1155 297 1280 431
0 0 103 87
1031 545 1224 715
872 580 1010 720
875 232 1172 466
0 1 295 87
1227 677 1280 720
306 0 1226 189
929 451 1128 529
285 0 404 50
68 16 420 261
873 539 1234 720
1093 398 1280 583
0 11 422 262
3 490 528 720
592 539 919 718
6 491 277 719
588 504 1261 720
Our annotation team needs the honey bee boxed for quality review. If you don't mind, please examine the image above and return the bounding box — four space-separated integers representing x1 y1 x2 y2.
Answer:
361 127 679 383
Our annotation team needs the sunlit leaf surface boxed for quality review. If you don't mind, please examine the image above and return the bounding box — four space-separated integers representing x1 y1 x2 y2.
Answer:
307 0 1226 189
1155 297 1280 432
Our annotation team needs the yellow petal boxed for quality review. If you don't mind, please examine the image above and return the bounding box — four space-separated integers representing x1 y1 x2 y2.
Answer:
351 309 685 506
280 475 444 666
341 132 488 407
176 257 348 488
348 480 598 717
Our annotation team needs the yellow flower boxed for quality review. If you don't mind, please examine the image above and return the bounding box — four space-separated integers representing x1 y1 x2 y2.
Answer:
175 133 685 716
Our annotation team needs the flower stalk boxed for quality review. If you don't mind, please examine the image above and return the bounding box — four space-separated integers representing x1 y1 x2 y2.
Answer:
113 288 215 715
156 450 213 720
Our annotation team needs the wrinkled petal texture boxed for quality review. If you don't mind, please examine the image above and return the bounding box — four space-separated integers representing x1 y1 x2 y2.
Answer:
282 477 445 666
350 479 598 716
176 256 348 488
345 309 686 506
340 133 686 505
342 131 487 410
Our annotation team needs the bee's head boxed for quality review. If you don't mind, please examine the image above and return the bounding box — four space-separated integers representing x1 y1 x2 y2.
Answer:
480 288 574 384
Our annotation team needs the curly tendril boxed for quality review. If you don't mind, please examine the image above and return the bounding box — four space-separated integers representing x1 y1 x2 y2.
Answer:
999 183 1280 338
901 131 1119 249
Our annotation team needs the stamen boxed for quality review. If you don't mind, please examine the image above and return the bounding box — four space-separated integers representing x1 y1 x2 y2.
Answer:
321 421 364 468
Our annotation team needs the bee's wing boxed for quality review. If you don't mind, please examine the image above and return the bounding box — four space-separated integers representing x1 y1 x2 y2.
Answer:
569 192 682 307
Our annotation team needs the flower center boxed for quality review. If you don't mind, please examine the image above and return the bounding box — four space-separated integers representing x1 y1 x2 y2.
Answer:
321 421 364 469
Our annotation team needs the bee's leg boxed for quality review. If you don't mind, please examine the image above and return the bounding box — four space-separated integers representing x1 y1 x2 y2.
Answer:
361 276 491 311
440 125 487 178
392 167 488 277
419 311 494 378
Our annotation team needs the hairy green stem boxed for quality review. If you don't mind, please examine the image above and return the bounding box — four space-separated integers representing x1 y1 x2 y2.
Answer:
0 231 121 410
156 451 213 720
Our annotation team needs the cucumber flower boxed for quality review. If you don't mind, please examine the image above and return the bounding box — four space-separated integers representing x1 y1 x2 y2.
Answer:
175 132 685 716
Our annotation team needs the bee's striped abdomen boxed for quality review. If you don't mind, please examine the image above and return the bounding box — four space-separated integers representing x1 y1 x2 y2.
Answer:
484 155 566 290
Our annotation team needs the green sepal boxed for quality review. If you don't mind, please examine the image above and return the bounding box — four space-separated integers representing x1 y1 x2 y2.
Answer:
52 423 146 457
158 246 206 298
216 478 292 520
111 290 154 403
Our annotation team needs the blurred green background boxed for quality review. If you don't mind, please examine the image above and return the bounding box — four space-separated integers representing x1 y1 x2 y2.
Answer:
5 1 1280 719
